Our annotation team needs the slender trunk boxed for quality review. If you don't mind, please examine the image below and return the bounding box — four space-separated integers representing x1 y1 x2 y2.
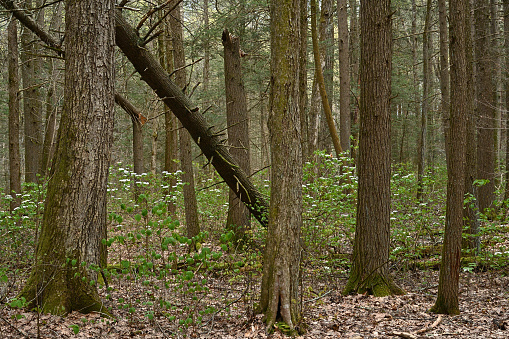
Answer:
439 0 450 160
8 18 21 211
338 0 350 152
431 0 472 315
299 0 309 160
170 1 200 240
417 0 432 201
21 0 43 183
311 0 342 157
503 0 509 204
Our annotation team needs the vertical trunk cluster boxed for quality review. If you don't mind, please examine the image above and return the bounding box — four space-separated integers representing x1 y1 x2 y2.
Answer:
20 0 115 315
222 29 251 245
431 0 473 315
8 17 21 211
259 0 302 332
344 0 404 297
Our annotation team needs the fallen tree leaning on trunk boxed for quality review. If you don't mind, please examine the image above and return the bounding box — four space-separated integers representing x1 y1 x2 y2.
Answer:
0 0 269 227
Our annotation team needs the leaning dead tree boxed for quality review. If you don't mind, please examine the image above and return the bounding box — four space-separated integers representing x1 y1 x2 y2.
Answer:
1 0 269 226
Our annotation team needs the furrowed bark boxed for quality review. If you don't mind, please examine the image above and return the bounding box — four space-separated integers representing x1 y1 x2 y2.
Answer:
0 0 269 227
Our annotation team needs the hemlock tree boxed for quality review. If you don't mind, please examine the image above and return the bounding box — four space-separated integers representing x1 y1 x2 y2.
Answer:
343 0 404 297
259 0 302 332
430 0 472 315
222 29 251 245
19 0 115 314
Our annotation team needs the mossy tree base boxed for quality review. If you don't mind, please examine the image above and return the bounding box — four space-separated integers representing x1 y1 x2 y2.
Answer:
343 272 405 297
19 266 107 316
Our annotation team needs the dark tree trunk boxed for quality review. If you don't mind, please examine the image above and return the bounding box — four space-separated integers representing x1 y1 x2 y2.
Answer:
19 0 115 314
438 0 450 160
222 29 251 245
8 18 21 211
259 0 302 333
299 0 309 160
343 0 404 297
431 0 473 315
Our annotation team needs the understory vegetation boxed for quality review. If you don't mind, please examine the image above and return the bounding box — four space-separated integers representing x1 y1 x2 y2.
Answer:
1 152 508 336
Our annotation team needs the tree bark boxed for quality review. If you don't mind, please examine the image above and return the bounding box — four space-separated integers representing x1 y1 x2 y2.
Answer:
417 0 432 201
343 0 404 297
311 0 342 157
170 1 200 241
223 29 251 245
474 0 496 215
438 0 450 160
114 93 145 176
431 0 472 315
19 0 115 314
8 17 21 211
21 0 43 183
503 0 509 205
259 0 302 332
0 0 270 227
337 0 350 152
299 0 309 160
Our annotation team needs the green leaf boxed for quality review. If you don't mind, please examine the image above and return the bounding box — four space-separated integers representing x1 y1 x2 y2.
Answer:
69 325 80 334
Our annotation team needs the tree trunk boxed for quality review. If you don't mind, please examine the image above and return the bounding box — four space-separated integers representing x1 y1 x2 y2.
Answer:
299 0 309 160
40 2 62 177
19 0 115 315
259 0 302 332
114 93 145 176
475 0 496 215
8 17 21 211
438 0 450 160
343 0 404 297
311 0 342 157
431 0 472 315
338 0 350 152
503 0 509 205
170 1 200 240
222 29 251 245
0 0 270 227
21 0 43 183
417 0 432 201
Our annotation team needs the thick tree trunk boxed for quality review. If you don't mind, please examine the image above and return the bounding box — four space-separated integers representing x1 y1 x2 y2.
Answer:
8 18 21 211
0 0 269 227
343 0 404 297
259 0 302 333
223 29 251 244
431 0 472 315
338 0 350 152
19 0 115 315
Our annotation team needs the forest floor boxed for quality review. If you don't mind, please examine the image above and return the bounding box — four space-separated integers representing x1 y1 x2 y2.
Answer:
1 269 508 338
